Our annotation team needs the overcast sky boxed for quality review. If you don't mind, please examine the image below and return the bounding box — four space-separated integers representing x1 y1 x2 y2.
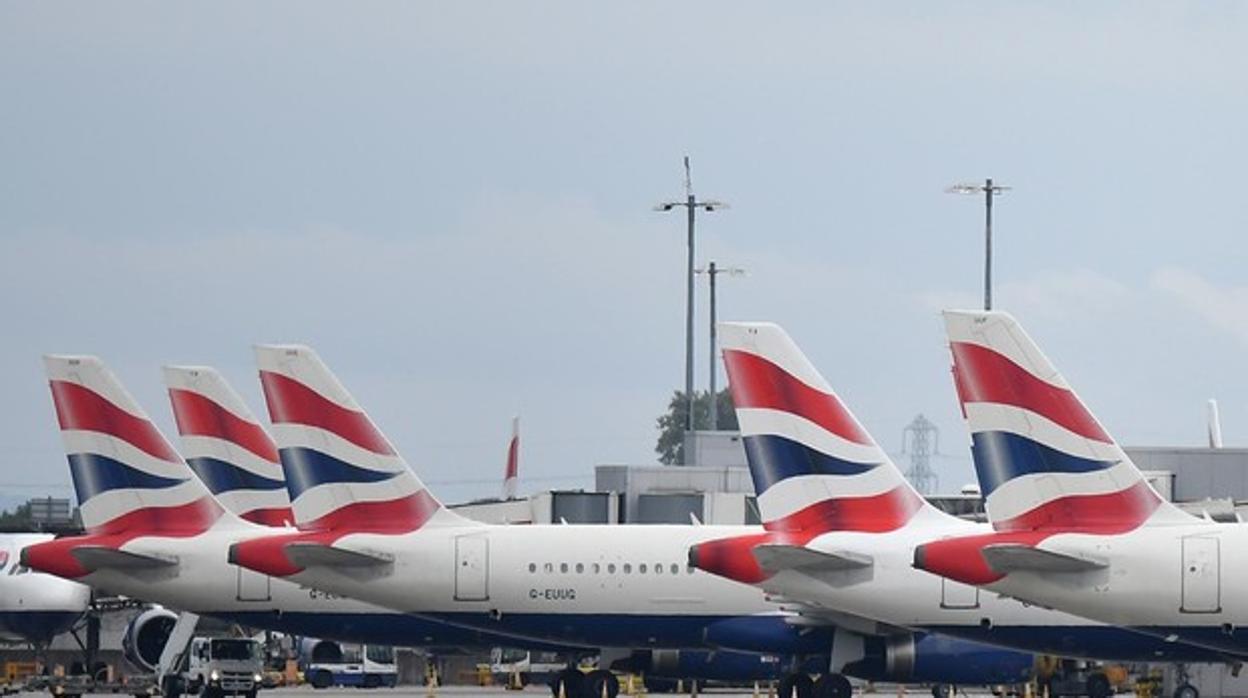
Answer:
3 2 1248 507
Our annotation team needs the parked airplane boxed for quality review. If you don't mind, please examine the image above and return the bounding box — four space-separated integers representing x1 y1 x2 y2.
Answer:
229 344 1039 698
0 533 90 645
23 355 968 695
913 310 1248 660
23 355 580 674
685 322 1228 697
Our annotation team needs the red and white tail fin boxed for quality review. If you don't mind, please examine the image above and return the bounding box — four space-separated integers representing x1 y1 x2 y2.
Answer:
718 322 927 534
43 355 228 535
943 310 1192 531
502 417 519 500
163 366 294 528
254 344 467 533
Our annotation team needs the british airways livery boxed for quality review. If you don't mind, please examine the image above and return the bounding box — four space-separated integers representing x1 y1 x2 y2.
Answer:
914 310 1248 658
229 344 1040 697
688 322 1228 678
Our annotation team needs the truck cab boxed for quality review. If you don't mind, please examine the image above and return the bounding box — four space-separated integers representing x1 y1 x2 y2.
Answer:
186 637 263 698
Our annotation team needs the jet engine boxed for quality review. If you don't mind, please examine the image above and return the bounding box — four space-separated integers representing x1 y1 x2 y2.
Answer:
845 633 1034 685
121 608 178 672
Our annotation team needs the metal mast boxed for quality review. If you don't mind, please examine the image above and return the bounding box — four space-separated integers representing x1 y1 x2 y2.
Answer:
946 178 1011 310
901 414 940 495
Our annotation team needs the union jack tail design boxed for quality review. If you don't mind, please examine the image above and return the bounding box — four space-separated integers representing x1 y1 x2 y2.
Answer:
254 344 465 533
164 366 294 527
719 322 926 534
43 355 227 536
502 416 519 500
943 310 1191 532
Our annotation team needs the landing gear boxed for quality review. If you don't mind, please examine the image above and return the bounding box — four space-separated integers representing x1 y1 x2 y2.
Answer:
1173 683 1199 698
814 673 853 698
778 673 814 698
932 684 957 698
587 670 620 698
550 669 586 698
1085 672 1112 698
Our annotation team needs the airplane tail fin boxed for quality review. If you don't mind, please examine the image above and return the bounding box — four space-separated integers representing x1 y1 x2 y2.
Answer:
503 416 519 500
942 310 1191 531
718 322 926 534
43 355 226 536
253 344 465 533
164 366 294 527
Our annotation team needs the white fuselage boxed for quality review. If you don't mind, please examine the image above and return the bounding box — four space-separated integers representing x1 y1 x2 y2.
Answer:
972 521 1248 654
0 534 91 643
284 523 782 647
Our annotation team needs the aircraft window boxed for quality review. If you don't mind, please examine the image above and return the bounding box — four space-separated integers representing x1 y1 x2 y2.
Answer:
687 565 695 574
544 563 553 573
623 563 631 574
655 563 663 574
639 564 647 573
608 563 616 574
528 563 536 573
575 563 584 574
560 563 569 574
592 563 600 574
671 564 680 575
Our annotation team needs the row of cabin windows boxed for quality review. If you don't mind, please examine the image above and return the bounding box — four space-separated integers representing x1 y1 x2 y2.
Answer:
527 561 695 576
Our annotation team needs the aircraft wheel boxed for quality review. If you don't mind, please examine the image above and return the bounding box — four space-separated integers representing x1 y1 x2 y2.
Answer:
586 670 619 698
1085 672 1112 698
1173 684 1199 698
815 673 853 698
550 669 586 698
778 673 814 698
931 684 956 698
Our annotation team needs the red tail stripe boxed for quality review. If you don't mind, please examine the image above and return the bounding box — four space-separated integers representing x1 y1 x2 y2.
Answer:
168 388 280 463
299 491 440 533
764 485 924 534
241 507 295 528
914 531 1052 586
50 380 181 463
23 497 225 579
230 492 441 578
505 437 519 481
722 350 872 447
994 480 1161 533
259 371 395 456
950 342 1112 444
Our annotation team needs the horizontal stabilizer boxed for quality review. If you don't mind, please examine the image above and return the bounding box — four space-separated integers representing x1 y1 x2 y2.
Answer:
753 544 872 573
982 543 1106 574
284 542 393 569
71 547 177 571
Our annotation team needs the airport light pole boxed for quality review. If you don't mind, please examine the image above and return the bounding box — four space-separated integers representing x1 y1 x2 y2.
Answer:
695 262 745 430
655 157 727 460
946 178 1011 310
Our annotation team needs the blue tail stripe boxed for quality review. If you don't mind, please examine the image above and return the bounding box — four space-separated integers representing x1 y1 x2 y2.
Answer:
67 452 187 503
743 434 878 494
971 431 1118 496
185 456 286 494
279 447 400 500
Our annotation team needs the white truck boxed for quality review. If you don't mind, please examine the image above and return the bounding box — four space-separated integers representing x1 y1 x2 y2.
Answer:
181 637 264 698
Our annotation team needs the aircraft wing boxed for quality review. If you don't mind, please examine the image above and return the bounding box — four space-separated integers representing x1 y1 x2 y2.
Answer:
71 547 177 571
284 542 393 569
753 544 873 574
982 543 1107 574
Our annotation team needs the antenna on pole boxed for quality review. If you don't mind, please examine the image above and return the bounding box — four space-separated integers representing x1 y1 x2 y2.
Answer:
683 156 692 198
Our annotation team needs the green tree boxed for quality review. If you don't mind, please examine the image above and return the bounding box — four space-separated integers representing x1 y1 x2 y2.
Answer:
0 502 32 528
655 389 739 465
